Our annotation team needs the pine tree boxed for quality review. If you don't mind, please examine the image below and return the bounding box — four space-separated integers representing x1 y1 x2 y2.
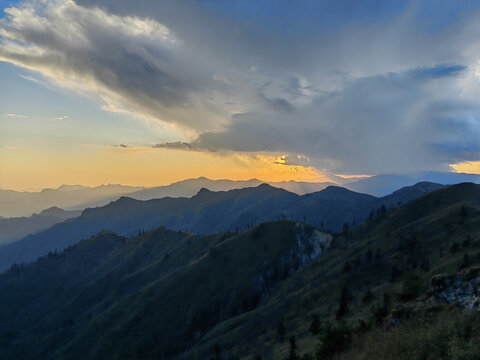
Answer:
287 336 299 360
278 319 286 342
309 314 320 335
336 286 350 319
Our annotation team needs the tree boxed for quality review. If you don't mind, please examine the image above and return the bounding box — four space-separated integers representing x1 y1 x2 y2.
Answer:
380 205 387 215
362 289 374 303
287 336 299 360
342 222 350 236
459 253 470 270
336 286 350 320
211 343 221 360
342 261 352 273
391 265 402 282
310 315 320 335
366 248 373 262
315 322 351 359
278 319 286 342
398 273 421 301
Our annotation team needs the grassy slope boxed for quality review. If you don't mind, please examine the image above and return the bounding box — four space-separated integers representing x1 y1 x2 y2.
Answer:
0 221 328 359
0 183 479 359
181 183 480 359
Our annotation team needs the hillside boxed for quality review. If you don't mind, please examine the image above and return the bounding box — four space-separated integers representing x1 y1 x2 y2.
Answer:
0 182 441 272
177 182 480 359
0 207 81 245
0 221 331 359
0 183 479 358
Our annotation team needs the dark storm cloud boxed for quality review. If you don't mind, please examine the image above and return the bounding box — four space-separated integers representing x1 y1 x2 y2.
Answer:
1 0 480 173
189 65 480 173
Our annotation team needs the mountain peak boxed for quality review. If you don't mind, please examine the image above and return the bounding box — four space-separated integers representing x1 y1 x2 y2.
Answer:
256 183 276 190
57 184 87 191
196 187 213 195
38 206 67 216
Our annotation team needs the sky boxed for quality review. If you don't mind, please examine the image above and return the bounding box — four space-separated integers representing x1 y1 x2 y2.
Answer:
1 0 480 190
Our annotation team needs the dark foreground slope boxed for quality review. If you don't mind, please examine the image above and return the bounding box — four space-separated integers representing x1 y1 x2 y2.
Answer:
0 221 331 359
0 183 480 359
0 182 442 272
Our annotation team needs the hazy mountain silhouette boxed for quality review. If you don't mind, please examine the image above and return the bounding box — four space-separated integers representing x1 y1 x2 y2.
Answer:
345 171 480 196
0 207 81 245
0 178 335 218
0 184 143 217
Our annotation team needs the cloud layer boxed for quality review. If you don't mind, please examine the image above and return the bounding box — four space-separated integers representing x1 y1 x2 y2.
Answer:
2 0 480 174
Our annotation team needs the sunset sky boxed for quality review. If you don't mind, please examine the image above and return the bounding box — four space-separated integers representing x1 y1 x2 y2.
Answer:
1 0 480 190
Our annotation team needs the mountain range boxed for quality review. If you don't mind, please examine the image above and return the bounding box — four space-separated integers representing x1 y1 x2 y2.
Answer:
0 184 143 218
2 171 478 218
0 182 478 359
344 171 480 196
0 181 444 273
0 207 81 245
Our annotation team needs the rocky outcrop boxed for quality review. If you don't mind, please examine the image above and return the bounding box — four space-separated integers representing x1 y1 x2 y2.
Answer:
432 266 480 311
293 222 333 270
253 223 332 295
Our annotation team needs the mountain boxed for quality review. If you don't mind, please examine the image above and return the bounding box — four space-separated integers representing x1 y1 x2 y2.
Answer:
74 178 334 204
0 182 442 272
124 177 263 201
0 221 331 359
0 183 479 359
0 178 333 218
0 207 81 245
0 184 144 218
268 180 335 195
346 171 480 196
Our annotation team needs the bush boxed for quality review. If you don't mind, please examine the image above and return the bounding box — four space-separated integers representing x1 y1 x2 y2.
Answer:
398 273 422 301
315 322 351 359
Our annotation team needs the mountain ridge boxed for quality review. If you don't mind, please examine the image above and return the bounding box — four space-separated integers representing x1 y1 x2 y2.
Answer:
0 183 479 358
0 181 444 272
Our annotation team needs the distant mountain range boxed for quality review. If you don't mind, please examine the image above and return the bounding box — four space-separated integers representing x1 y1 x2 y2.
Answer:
345 171 480 196
0 207 81 245
0 181 444 272
0 184 143 218
0 182 479 359
1 172 478 218
0 178 335 218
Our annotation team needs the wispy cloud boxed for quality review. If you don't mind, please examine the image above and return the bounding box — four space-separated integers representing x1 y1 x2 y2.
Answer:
1 0 480 174
0 113 27 118
2 145 26 150
110 144 130 148
152 142 194 151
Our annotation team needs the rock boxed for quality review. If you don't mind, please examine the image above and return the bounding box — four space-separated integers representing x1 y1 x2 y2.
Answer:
431 267 480 312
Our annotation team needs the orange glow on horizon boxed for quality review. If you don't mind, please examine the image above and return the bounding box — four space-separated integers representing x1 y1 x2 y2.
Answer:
0 145 331 191
450 161 480 175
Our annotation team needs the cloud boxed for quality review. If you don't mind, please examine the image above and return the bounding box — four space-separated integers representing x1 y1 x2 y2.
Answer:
185 65 480 173
152 142 193 151
0 113 28 118
110 144 130 148
2 0 480 174
0 0 233 132
54 115 69 120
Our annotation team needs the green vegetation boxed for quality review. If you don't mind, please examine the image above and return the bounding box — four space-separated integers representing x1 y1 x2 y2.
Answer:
0 182 479 359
